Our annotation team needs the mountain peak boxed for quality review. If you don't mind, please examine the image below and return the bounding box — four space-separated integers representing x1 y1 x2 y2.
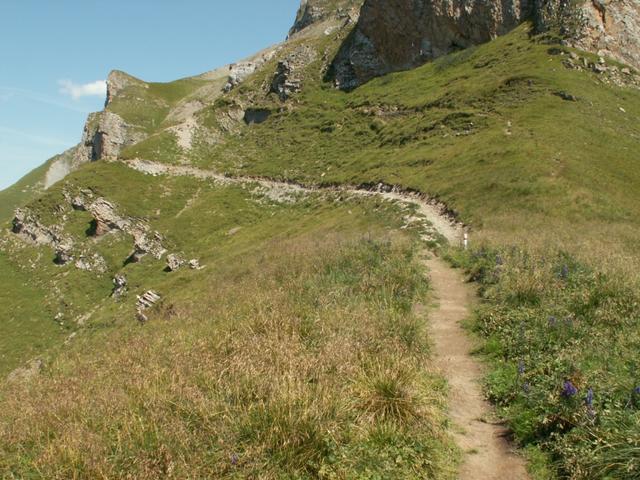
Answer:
289 0 363 36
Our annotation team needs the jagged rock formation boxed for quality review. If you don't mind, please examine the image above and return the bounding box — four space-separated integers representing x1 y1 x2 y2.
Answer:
75 111 142 163
105 70 142 107
270 46 318 100
328 0 640 89
70 192 167 262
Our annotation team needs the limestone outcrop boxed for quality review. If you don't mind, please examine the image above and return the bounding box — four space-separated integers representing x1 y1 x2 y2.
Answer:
570 0 640 71
270 46 318 100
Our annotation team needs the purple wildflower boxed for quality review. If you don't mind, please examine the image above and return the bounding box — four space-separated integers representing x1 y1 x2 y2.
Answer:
561 380 578 398
523 382 531 394
548 316 558 327
559 264 569 280
495 255 504 266
585 388 594 408
634 386 640 395
231 454 239 466
518 359 525 376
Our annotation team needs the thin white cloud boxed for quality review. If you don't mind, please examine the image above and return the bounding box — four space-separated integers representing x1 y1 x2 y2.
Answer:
0 125 72 147
0 85 91 113
58 79 106 100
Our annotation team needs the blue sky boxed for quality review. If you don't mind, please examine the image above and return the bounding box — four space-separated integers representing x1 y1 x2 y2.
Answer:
0 0 300 189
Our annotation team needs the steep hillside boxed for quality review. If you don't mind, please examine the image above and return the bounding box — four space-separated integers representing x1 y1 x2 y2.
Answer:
1 0 640 478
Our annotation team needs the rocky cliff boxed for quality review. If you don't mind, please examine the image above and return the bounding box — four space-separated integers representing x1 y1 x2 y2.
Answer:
328 0 640 89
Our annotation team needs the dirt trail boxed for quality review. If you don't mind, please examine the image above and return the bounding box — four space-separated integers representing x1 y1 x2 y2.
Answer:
120 158 528 478
425 255 529 479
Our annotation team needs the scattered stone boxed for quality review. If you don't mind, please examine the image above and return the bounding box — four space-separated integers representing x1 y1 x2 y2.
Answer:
54 245 74 266
189 259 203 270
227 227 242 236
593 63 608 74
166 253 185 272
554 91 578 102
112 274 128 298
12 208 67 247
136 290 161 323
619 107 627 113
622 67 631 75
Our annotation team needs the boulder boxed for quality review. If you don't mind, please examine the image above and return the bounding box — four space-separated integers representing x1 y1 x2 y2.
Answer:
136 290 162 323
166 254 185 272
270 46 317 100
112 274 128 298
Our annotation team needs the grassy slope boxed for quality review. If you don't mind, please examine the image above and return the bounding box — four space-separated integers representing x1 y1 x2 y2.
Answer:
0 160 458 478
198 24 640 264
0 158 51 221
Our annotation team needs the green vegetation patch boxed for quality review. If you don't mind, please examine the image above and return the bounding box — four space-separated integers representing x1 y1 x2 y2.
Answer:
446 245 640 479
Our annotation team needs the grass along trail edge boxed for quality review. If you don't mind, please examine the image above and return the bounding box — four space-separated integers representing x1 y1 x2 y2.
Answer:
123 158 463 244
120 156 530 477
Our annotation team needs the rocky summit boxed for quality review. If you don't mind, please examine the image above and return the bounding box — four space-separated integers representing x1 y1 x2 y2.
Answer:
1 1 640 479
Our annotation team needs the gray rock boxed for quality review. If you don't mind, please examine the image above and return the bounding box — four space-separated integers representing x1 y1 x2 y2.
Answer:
270 46 317 100
189 259 203 270
166 254 185 272
54 246 74 266
136 290 161 323
112 274 128 298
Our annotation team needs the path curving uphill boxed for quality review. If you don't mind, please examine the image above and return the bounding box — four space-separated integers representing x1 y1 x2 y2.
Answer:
120 158 529 479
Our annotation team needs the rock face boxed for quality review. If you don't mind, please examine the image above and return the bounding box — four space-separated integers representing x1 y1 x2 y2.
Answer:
329 0 640 90
571 0 640 71
75 111 140 163
330 0 531 89
270 46 318 100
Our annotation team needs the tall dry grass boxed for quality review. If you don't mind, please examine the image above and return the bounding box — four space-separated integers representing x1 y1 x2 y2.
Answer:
0 234 457 479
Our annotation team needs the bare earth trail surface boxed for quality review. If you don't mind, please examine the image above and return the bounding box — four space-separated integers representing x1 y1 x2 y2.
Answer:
425 255 530 480
120 158 529 478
